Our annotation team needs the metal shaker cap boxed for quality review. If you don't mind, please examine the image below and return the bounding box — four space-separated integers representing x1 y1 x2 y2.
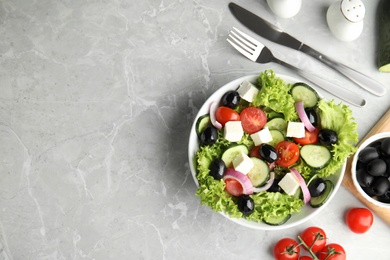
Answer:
341 0 365 23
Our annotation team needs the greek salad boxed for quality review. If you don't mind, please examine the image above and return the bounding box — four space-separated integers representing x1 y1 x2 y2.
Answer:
193 70 358 225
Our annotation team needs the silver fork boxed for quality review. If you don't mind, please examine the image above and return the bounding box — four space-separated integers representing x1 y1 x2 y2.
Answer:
227 27 366 107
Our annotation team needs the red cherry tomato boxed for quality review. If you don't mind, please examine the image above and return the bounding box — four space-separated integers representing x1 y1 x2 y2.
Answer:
345 207 374 234
318 243 346 260
275 141 300 167
240 107 267 134
249 146 261 158
224 178 243 196
273 238 300 260
299 257 313 260
215 106 240 127
293 128 320 145
299 226 327 253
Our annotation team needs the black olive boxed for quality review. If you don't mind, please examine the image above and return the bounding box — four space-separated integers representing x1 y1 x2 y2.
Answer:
209 158 226 180
259 143 278 163
383 157 390 178
220 90 241 109
369 140 382 150
237 195 255 215
356 168 374 187
318 129 338 146
358 146 380 164
366 158 387 177
304 107 319 127
380 137 390 157
308 178 327 197
267 179 283 193
363 186 377 197
199 126 218 146
371 176 390 196
378 190 390 203
356 160 365 171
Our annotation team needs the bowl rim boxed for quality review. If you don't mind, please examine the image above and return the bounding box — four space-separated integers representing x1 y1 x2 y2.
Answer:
351 132 390 209
188 73 346 230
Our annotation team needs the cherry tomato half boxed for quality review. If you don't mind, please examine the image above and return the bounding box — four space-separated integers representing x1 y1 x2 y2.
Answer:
299 226 326 253
224 178 243 196
240 107 267 134
345 207 374 234
275 141 300 167
273 238 300 260
293 128 320 145
215 106 240 127
318 243 346 260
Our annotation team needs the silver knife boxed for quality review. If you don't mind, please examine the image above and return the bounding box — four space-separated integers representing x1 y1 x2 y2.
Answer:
229 2 387 97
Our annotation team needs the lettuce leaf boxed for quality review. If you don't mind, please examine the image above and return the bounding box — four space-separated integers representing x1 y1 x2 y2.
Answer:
247 192 304 222
315 99 358 178
253 70 299 122
195 133 244 215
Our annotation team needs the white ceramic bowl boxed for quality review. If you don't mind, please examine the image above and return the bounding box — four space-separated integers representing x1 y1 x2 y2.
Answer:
188 74 347 230
188 75 346 230
351 132 390 209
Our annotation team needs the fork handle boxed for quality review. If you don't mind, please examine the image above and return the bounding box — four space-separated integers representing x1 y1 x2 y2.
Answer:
300 44 386 97
275 59 366 107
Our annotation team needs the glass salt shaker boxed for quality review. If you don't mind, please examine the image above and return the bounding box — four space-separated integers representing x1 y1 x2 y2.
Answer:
326 0 366 41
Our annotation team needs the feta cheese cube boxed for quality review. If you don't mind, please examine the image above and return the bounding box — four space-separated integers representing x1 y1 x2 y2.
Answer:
250 127 273 146
232 152 254 175
278 172 300 196
286 122 305 138
237 80 259 102
224 121 244 142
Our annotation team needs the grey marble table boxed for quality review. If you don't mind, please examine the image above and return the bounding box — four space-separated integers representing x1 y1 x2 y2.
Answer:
1 0 390 259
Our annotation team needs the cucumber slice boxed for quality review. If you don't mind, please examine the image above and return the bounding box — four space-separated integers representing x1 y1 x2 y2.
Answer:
293 186 303 199
221 144 249 167
378 0 390 72
291 83 319 108
247 157 270 187
264 214 291 226
195 114 211 137
268 129 284 147
266 118 287 136
300 145 331 169
309 180 334 208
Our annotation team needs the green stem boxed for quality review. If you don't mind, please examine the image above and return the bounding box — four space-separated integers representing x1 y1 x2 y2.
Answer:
297 236 319 260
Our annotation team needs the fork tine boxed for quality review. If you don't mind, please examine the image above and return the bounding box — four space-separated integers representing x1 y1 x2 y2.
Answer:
232 27 263 48
227 37 256 61
229 31 255 53
227 27 265 62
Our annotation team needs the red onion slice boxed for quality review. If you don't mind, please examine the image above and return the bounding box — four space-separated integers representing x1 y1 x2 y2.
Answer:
209 101 222 129
291 168 311 204
252 172 275 193
223 168 254 195
295 101 316 132
268 162 276 171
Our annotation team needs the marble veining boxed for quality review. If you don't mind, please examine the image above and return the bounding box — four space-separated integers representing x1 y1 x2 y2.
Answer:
1 0 390 259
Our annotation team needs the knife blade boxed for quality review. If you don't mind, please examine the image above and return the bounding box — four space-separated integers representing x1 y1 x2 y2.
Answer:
229 2 387 97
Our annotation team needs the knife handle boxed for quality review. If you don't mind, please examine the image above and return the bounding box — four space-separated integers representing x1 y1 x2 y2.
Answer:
275 59 366 107
300 44 386 97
